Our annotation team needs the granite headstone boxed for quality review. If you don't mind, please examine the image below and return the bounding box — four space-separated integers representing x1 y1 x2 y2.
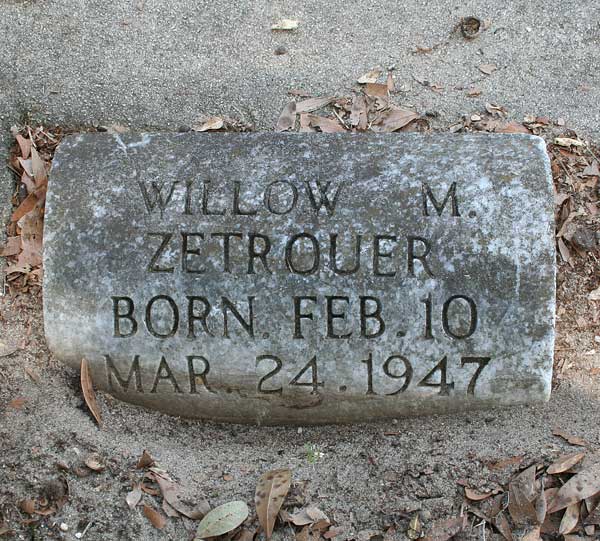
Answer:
44 133 555 424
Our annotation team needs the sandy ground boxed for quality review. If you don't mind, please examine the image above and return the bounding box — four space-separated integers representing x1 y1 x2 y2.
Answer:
0 273 599 540
1 1 600 539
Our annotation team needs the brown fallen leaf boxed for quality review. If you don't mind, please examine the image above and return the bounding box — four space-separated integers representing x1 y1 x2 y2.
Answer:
295 97 335 113
17 208 43 268
364 83 388 98
20 499 36 514
467 88 482 97
288 506 329 526
151 468 210 520
0 236 21 257
256 469 292 539
386 72 395 92
81 358 102 426
299 113 316 133
276 102 297 131
143 504 166 529
307 115 346 133
84 453 105 472
548 453 586 475
497 122 531 134
493 511 513 541
349 95 368 130
194 117 224 132
357 68 382 84
549 464 600 513
16 134 31 159
10 192 38 222
553 428 587 447
30 146 48 184
465 487 493 501
163 499 180 517
422 516 465 541
479 64 497 75
126 484 142 509
486 455 524 470
559 503 580 535
9 397 26 409
372 107 419 132
136 450 155 469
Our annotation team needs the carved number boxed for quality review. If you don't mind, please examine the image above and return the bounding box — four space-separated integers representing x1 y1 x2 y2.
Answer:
420 294 478 339
289 356 324 394
461 356 490 395
417 356 455 396
256 355 283 395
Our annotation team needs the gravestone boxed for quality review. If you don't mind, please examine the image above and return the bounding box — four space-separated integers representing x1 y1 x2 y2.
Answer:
44 133 555 424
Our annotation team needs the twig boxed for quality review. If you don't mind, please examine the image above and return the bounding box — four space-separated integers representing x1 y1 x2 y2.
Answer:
552 151 578 186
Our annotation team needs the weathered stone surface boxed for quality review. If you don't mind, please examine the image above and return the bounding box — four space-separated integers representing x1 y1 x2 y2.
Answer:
44 133 555 424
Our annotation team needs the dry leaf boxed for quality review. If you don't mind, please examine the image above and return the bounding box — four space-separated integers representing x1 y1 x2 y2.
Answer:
357 68 382 84
349 95 368 130
136 450 155 469
151 468 210 520
307 115 346 133
163 500 181 517
11 192 38 222
422 516 465 541
548 453 586 474
256 469 292 539
386 72 395 92
479 64 497 75
276 102 297 131
0 236 21 257
497 122 531 134
372 107 419 132
16 134 31 159
589 287 600 302
364 83 389 98
486 455 524 470
143 504 166 529
465 487 493 501
295 97 335 113
493 512 513 541
17 208 43 268
521 526 542 541
271 19 299 31
548 464 600 513
467 88 482 97
194 117 224 132
559 503 580 535
18 157 33 177
407 514 421 539
20 499 36 514
0 340 18 358
555 137 584 147
299 113 316 133
84 453 105 472
30 147 47 184
20 171 35 193
553 428 587 446
81 358 102 426
582 161 600 176
289 506 328 526
126 484 142 509
9 397 26 409
195 501 249 539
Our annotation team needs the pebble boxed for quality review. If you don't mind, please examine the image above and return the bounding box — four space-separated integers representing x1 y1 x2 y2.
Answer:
60 523 69 531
